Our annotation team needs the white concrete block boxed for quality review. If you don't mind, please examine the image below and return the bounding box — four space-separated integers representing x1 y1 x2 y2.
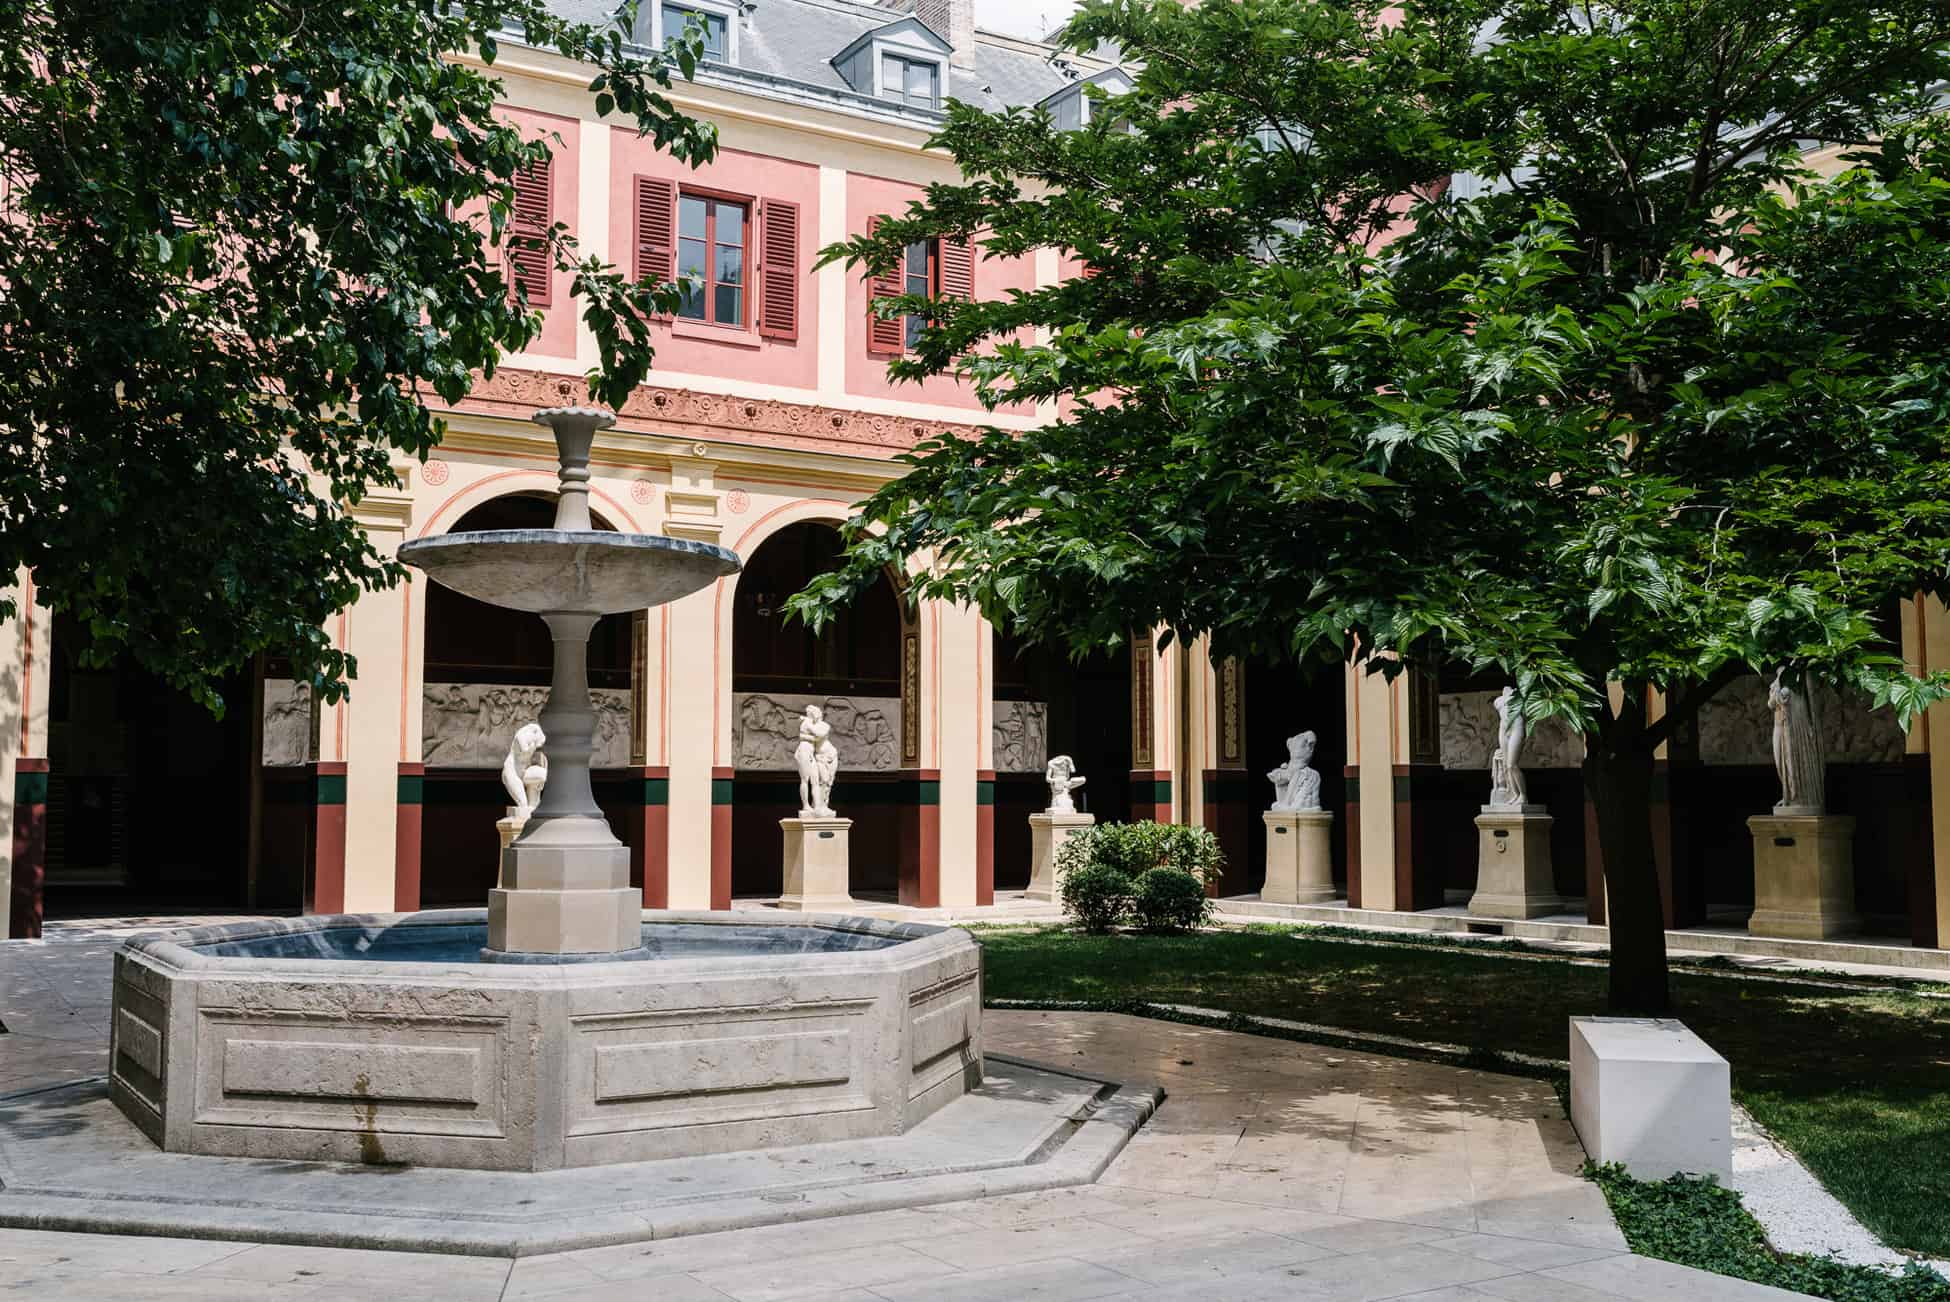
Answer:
1570 1017 1730 1181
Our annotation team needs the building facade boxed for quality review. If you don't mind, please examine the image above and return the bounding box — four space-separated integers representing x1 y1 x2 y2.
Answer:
3 2 1947 957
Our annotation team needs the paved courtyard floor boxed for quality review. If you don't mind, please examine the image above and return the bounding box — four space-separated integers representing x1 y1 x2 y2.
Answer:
1 930 1809 1299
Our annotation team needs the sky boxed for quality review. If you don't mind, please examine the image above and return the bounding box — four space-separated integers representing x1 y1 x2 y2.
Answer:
976 0 1080 41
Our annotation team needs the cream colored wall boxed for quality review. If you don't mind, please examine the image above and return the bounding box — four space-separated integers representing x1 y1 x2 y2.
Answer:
0 571 50 936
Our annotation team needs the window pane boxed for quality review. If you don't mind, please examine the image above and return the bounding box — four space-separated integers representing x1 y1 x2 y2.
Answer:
906 270 929 298
882 55 904 95
715 201 744 247
677 236 706 318
907 60 935 103
904 241 928 277
905 313 924 348
678 195 707 240
716 242 742 286
678 284 704 319
716 282 743 326
700 12 726 58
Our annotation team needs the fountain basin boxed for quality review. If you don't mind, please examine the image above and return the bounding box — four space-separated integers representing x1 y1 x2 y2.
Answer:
397 530 740 615
110 911 982 1172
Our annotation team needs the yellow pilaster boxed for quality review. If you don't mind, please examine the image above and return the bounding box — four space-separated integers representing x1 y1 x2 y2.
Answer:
341 482 415 912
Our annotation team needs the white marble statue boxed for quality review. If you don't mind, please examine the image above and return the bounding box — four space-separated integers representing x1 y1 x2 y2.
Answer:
1769 669 1825 813
795 705 840 817
501 722 548 821
1045 755 1087 814
1488 687 1528 809
1267 730 1323 812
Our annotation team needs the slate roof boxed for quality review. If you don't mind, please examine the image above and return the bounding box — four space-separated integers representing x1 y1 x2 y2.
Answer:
533 0 1107 125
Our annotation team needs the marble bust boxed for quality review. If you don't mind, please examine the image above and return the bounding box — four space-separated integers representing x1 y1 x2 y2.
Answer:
1769 669 1825 814
795 705 839 817
1045 755 1087 814
501 722 547 821
1268 730 1322 812
1488 687 1528 810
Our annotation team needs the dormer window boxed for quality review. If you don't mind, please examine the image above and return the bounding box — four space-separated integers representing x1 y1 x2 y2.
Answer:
830 17 951 112
881 54 939 111
656 0 736 64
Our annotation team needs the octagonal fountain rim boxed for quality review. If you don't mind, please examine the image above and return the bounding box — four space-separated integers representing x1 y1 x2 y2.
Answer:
118 909 968 983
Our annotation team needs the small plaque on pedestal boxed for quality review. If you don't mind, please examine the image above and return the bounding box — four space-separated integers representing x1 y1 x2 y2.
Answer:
1747 813 1857 939
1262 810 1337 904
1026 812 1095 901
1469 806 1566 920
779 816 854 911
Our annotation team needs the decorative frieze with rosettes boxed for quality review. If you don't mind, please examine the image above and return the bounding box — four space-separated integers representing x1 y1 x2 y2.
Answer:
455 367 983 458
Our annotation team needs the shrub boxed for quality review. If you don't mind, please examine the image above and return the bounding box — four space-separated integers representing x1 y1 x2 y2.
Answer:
1059 861 1133 933
1130 867 1213 933
1071 822 1226 887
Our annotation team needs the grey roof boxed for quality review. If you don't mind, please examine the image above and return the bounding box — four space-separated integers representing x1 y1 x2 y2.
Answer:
534 0 1107 125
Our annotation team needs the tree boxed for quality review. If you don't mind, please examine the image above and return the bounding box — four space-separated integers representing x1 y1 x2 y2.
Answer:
795 0 1950 1012
0 0 714 709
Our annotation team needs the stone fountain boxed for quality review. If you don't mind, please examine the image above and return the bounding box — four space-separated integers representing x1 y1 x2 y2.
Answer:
105 408 984 1172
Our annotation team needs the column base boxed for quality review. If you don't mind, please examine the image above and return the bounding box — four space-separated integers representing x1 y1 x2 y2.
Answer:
1026 812 1096 901
779 817 854 911
1263 810 1337 904
1470 808 1566 920
1748 814 1858 940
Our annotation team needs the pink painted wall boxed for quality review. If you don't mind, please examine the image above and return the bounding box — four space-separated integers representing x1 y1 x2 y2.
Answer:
503 108 580 359
608 136 819 390
844 172 1034 414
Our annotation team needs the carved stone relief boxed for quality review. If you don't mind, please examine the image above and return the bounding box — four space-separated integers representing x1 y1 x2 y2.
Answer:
992 700 1049 774
423 684 633 768
261 679 313 767
1439 691 1583 771
1697 675 1903 766
734 693 901 771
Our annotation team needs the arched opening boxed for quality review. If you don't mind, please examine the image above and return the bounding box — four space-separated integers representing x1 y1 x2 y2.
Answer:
991 633 1132 891
417 493 636 907
730 521 905 898
41 612 265 917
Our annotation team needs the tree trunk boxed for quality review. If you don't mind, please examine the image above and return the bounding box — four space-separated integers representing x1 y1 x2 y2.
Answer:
1583 691 1670 1014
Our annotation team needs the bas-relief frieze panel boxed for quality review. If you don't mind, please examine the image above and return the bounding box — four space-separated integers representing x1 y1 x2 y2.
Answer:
992 700 1049 774
1439 691 1583 771
262 680 313 767
734 693 901 771
423 684 633 769
1696 675 1904 766
459 367 983 460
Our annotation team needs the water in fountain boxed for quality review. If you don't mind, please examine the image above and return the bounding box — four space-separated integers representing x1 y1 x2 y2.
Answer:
398 407 741 960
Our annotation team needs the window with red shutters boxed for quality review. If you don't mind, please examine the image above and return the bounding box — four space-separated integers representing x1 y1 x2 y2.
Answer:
508 157 552 307
634 175 677 300
865 214 909 356
757 198 800 341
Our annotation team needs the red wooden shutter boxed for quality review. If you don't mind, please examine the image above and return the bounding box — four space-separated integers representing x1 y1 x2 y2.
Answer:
633 175 677 298
865 214 906 356
508 157 552 307
757 198 800 341
939 235 974 300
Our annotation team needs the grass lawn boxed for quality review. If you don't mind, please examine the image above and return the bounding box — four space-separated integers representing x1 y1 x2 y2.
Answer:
978 925 1950 1260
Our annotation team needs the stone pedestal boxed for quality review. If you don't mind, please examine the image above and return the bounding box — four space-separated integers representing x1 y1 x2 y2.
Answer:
1571 1017 1731 1181
1026 812 1095 901
1470 806 1566 919
1262 811 1336 904
495 810 525 889
779 817 854 911
1747 813 1858 939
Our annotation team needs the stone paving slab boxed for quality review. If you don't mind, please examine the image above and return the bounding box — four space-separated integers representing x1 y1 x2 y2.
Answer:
0 1055 1158 1256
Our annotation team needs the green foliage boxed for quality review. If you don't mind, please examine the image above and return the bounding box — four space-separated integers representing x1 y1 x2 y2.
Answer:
793 0 1950 1009
1057 861 1133 933
1061 820 1227 885
1056 822 1224 931
0 0 715 709
1128 867 1214 933
1586 1164 1950 1302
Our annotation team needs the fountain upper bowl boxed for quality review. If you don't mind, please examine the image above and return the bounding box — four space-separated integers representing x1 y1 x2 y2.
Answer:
399 529 741 614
